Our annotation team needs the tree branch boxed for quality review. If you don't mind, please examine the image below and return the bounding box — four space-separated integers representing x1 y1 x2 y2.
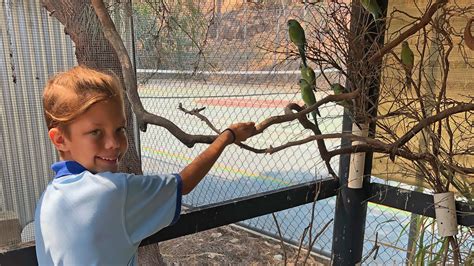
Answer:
255 89 361 134
390 103 474 159
369 0 448 62
91 0 217 147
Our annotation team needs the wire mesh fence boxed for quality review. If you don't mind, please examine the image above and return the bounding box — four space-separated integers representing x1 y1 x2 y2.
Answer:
134 0 343 259
0 0 472 265
364 196 473 264
134 0 473 264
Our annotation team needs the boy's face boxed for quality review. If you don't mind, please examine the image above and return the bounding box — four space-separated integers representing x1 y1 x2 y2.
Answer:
50 99 128 173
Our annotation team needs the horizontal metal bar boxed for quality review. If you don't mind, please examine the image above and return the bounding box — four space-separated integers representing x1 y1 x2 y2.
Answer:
0 242 37 266
368 183 474 227
3 181 471 265
141 178 339 245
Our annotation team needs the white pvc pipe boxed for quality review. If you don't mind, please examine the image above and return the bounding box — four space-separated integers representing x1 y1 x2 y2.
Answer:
434 192 458 237
348 123 369 189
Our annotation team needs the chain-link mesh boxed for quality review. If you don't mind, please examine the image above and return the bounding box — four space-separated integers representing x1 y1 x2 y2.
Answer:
0 0 472 265
363 179 473 264
134 0 473 264
135 0 342 259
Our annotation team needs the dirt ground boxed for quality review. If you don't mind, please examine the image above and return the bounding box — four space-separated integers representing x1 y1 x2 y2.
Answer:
154 224 330 265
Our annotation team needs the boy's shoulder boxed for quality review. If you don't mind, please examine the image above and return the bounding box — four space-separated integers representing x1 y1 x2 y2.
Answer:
52 161 129 179
50 160 179 187
51 161 128 188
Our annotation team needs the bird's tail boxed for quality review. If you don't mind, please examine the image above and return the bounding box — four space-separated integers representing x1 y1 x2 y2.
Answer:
298 45 307 67
345 108 362 130
311 112 318 125
405 68 412 89
315 107 321 117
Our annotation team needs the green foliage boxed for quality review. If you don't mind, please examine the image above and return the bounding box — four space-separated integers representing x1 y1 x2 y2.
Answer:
133 3 160 69
133 1 208 69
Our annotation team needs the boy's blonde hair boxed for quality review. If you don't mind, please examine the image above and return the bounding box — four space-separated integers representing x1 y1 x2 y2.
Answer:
43 65 125 134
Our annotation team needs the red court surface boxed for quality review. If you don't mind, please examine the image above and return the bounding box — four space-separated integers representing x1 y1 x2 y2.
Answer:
195 98 298 108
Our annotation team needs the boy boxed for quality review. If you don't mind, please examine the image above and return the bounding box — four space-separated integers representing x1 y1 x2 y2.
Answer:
35 66 256 265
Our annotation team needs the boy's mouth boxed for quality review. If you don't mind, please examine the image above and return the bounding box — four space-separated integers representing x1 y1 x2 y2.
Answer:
97 156 119 163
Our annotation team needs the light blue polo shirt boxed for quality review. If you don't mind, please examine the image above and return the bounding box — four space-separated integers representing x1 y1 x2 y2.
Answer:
34 161 182 265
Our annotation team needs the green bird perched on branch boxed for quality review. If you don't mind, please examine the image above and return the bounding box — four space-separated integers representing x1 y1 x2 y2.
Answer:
401 41 414 88
288 19 307 67
331 83 362 130
300 64 320 116
299 79 320 123
360 0 383 21
330 83 352 109
300 64 316 90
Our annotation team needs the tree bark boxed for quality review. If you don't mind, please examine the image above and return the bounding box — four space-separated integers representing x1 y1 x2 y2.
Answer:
41 0 142 175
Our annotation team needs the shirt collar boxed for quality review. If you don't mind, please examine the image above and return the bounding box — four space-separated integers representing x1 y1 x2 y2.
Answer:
51 161 87 179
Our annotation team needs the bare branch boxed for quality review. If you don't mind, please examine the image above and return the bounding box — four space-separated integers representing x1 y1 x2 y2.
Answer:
92 0 217 147
255 89 361 134
369 0 448 62
178 104 220 134
390 103 474 159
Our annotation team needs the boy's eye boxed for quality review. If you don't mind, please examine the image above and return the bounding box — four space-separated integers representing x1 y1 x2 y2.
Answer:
89 129 101 136
117 126 127 133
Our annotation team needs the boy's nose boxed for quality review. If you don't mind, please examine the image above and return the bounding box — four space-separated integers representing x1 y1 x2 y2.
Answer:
105 135 120 149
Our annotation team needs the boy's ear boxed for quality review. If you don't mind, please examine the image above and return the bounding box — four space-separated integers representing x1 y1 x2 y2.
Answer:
48 128 69 152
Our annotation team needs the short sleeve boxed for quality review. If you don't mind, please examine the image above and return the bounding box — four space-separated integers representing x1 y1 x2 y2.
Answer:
124 173 182 244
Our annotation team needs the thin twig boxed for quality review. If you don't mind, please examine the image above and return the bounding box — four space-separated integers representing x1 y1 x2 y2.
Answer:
369 0 448 62
271 213 288 265
178 103 220 134
294 226 309 264
303 183 321 264
361 232 380 263
303 218 334 265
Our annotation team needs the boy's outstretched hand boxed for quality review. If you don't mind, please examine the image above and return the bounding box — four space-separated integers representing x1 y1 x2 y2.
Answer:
226 122 257 143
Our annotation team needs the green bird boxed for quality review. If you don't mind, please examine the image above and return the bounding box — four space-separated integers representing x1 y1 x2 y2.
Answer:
401 41 414 88
330 83 352 109
288 19 307 67
300 64 316 89
331 83 362 130
299 79 320 122
360 0 383 21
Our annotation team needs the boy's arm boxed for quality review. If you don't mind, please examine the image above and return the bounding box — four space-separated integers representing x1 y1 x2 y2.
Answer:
179 122 256 195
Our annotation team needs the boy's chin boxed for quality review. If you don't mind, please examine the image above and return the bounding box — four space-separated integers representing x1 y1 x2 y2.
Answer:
99 164 119 173
92 166 119 174
94 158 120 173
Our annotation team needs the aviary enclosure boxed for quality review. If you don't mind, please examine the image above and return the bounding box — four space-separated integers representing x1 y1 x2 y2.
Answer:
0 0 472 265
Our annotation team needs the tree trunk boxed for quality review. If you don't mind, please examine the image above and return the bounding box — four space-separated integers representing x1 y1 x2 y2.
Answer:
41 0 142 174
41 1 164 264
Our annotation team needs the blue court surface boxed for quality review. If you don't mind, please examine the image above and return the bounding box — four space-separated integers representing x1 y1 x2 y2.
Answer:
138 81 470 264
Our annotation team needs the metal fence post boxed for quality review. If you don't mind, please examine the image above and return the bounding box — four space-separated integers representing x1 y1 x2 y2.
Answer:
331 1 388 265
